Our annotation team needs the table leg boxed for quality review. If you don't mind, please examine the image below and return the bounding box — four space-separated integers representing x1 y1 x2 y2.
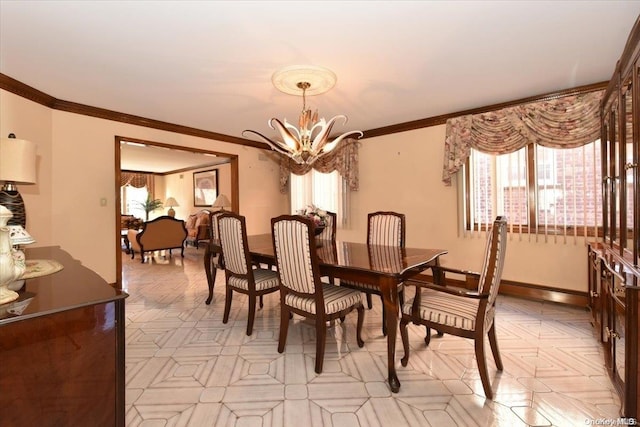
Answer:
380 276 401 393
204 245 216 305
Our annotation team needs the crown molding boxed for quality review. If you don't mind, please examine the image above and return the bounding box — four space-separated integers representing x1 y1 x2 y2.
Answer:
0 73 268 150
1 73 608 144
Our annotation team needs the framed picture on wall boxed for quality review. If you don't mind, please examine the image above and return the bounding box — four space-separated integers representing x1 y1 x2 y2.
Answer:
193 169 218 207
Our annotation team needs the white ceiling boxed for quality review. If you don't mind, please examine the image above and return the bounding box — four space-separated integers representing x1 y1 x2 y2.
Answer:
1 1 639 160
120 141 229 174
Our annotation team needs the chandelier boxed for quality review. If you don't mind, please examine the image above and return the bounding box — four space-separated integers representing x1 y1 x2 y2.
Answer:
243 65 363 165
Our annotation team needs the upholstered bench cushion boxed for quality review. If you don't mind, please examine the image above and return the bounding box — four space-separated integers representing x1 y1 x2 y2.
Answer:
402 289 479 331
285 283 362 315
228 268 279 291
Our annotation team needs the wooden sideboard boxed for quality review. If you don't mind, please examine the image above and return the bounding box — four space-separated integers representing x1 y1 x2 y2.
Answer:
0 246 128 427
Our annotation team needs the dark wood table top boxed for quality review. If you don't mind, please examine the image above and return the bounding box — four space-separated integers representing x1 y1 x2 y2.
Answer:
241 233 447 277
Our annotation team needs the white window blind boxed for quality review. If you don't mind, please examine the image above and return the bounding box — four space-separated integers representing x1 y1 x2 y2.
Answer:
465 140 602 243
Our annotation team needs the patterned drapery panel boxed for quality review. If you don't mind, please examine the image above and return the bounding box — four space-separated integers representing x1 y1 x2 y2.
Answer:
442 90 603 185
278 138 360 194
121 172 155 195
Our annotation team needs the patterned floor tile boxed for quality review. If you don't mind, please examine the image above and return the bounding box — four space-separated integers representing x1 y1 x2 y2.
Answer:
123 247 621 426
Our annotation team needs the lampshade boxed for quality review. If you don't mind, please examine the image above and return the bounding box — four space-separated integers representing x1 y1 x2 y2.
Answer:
164 197 179 207
0 134 37 228
164 197 179 217
212 194 231 210
0 136 37 184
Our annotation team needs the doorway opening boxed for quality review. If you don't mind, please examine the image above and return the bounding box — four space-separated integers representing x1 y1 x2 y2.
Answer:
115 135 239 289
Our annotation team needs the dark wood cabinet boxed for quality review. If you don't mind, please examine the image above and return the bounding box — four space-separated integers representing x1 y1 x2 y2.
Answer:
0 246 128 427
591 15 640 419
589 243 640 418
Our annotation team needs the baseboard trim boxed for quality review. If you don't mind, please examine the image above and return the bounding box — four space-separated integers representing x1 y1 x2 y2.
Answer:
411 273 589 308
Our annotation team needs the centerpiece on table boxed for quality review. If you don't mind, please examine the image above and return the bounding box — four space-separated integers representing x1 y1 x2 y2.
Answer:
298 205 328 236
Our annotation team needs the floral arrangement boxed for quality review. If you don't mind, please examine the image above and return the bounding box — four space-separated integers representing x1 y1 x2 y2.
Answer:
298 204 328 227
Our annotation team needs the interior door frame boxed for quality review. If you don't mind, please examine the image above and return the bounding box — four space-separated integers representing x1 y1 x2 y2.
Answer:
114 135 239 289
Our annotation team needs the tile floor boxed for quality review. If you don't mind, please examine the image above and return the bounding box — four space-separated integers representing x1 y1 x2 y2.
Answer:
122 246 621 427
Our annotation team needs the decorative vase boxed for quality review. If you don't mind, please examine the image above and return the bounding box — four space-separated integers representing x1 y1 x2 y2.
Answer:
0 226 25 305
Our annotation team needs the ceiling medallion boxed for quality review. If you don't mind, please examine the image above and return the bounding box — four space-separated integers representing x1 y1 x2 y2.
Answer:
243 65 362 165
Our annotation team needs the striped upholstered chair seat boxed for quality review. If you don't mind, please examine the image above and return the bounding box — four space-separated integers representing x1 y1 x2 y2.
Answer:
272 214 365 374
228 269 279 291
401 289 479 331
284 282 363 315
399 216 508 400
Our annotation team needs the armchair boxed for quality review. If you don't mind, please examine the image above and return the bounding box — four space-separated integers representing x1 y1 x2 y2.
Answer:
185 209 211 248
399 216 508 399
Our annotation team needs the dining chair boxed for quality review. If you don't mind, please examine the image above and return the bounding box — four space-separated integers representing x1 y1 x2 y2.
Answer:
315 210 337 284
271 214 365 374
316 210 337 242
340 211 406 335
208 210 225 269
217 211 280 336
399 216 508 399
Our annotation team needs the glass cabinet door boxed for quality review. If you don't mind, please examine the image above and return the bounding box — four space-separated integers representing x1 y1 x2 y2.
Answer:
622 78 636 262
603 116 611 242
610 103 620 248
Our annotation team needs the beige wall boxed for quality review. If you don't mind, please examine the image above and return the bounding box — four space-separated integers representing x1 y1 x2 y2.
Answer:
339 126 588 292
1 88 588 292
162 163 233 220
1 89 288 283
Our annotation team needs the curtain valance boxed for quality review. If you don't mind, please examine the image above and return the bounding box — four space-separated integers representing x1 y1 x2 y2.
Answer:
121 172 155 196
442 90 603 185
278 138 360 193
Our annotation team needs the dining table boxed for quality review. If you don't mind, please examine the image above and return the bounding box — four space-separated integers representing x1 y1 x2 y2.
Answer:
203 233 447 393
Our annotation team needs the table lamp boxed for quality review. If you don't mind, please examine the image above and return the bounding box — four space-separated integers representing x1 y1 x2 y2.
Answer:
212 194 231 211
0 134 37 228
164 197 179 217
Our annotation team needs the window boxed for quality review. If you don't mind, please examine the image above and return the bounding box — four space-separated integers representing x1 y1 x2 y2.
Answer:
464 140 602 237
290 170 343 221
121 185 148 220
